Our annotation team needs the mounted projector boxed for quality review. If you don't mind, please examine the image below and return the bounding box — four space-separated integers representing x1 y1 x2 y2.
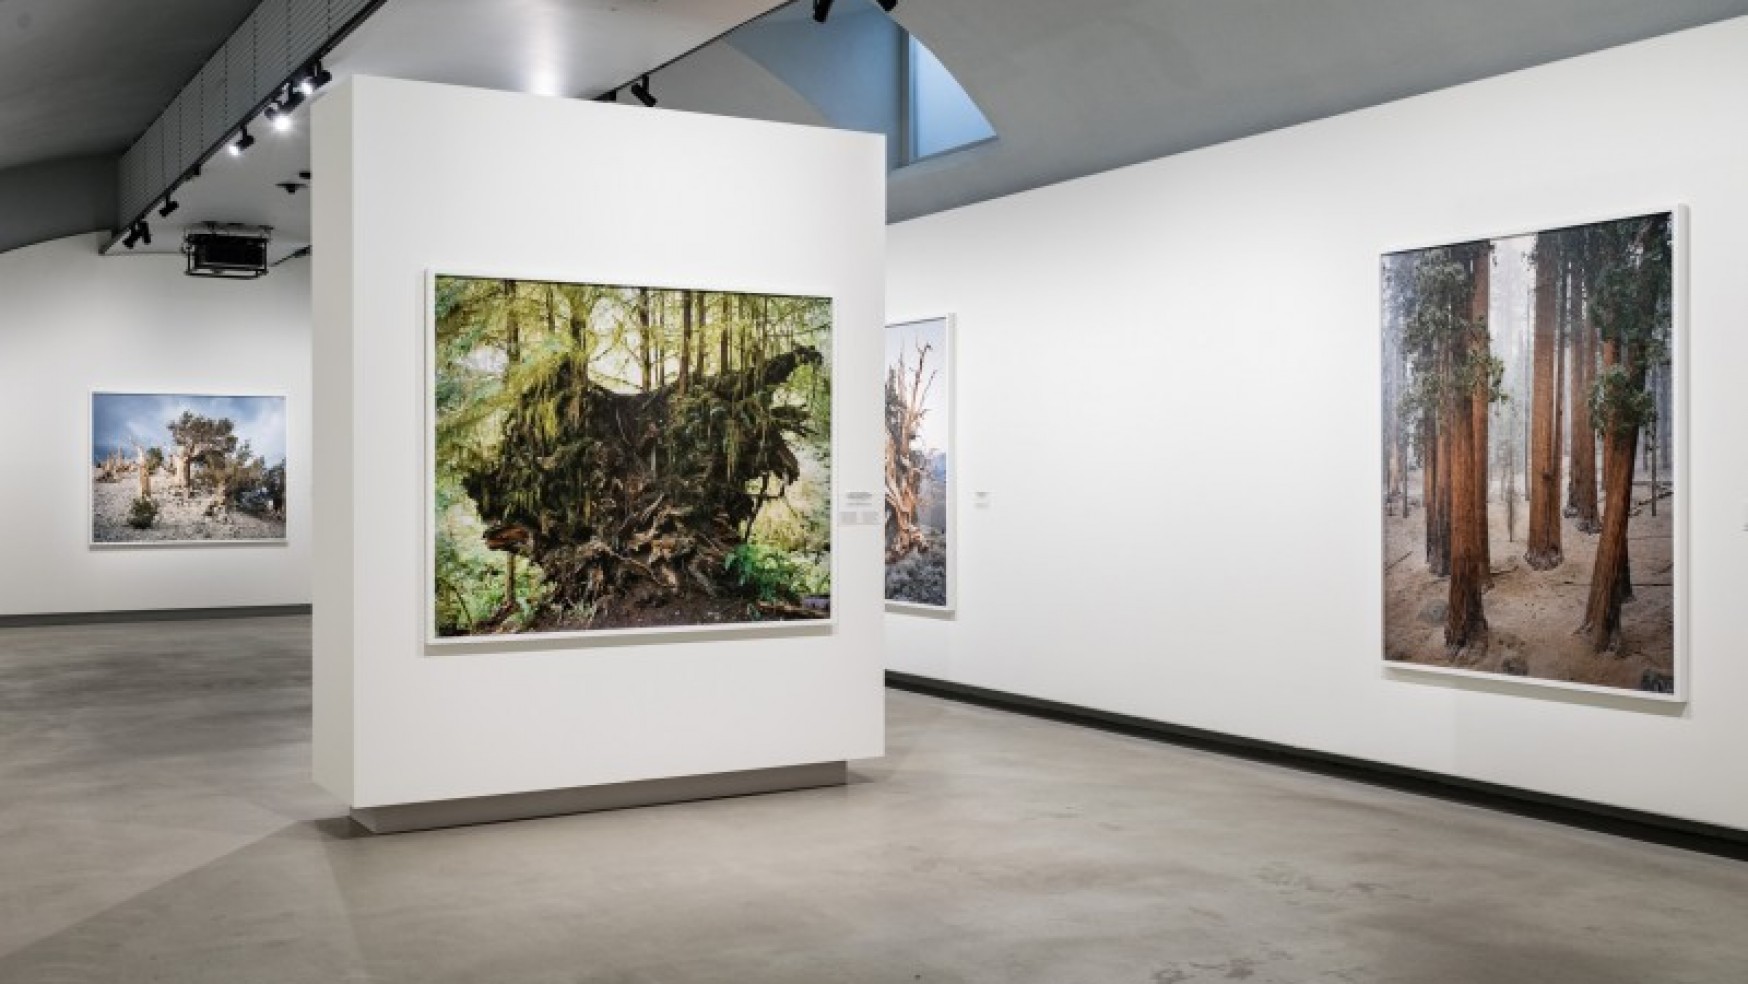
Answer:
183 224 271 279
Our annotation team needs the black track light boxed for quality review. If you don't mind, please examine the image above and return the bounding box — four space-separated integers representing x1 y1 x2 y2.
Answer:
139 221 152 247
121 225 140 250
297 61 333 96
594 88 619 103
812 0 834 22
629 76 657 108
158 197 180 219
876 0 897 10
229 126 255 157
281 84 306 111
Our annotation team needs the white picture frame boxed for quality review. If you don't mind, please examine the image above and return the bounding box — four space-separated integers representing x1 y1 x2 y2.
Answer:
1379 205 1688 704
424 269 840 649
884 314 957 616
88 391 290 549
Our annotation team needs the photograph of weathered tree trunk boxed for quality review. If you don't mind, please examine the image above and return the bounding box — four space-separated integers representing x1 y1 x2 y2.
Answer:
1381 211 1679 696
884 316 952 610
90 393 288 544
431 275 833 640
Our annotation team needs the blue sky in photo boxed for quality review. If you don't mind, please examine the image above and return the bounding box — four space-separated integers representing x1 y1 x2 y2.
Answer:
91 393 287 466
886 318 949 454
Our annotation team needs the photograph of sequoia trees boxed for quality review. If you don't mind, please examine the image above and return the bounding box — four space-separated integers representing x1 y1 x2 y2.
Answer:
1381 211 1678 695
432 276 833 639
91 393 288 545
884 317 952 609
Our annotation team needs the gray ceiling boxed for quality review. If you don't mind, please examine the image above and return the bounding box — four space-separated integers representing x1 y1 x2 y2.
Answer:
0 0 263 170
4 0 1748 251
878 0 1748 220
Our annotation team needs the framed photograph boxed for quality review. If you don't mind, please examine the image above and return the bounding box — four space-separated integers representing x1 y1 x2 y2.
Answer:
89 392 288 546
884 315 955 614
428 273 835 644
1380 207 1685 701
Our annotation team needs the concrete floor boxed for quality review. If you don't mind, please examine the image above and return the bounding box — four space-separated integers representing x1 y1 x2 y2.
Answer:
1 617 1746 983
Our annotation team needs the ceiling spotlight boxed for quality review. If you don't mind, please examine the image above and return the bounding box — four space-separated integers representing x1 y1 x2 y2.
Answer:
629 76 656 108
876 0 897 10
229 126 255 157
121 224 140 249
297 61 333 96
139 221 152 247
158 197 180 218
265 103 293 132
281 85 305 111
594 88 619 103
813 0 834 22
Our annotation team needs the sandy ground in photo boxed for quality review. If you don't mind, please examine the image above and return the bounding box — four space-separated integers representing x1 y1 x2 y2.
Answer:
91 478 285 543
1383 480 1674 692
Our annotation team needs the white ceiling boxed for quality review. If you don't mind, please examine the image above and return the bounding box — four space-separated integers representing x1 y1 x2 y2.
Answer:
110 0 783 261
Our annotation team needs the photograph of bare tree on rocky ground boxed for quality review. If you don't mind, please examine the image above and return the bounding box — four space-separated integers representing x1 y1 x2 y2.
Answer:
1382 211 1680 696
431 275 833 640
91 393 288 545
885 316 953 611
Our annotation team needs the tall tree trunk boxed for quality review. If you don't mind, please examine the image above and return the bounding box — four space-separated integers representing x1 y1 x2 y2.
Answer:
1584 350 1641 653
637 288 653 391
719 295 732 375
1569 273 1600 532
1469 245 1492 588
1422 416 1444 571
1445 246 1489 652
678 290 693 395
1427 412 1452 577
502 280 521 365
1525 234 1564 570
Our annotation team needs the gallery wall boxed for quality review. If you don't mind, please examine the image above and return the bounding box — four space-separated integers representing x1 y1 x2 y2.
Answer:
885 17 1748 830
0 234 312 617
312 78 887 809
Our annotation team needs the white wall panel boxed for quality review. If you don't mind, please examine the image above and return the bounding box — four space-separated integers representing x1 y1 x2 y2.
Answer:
886 18 1748 830
312 78 885 808
0 235 312 616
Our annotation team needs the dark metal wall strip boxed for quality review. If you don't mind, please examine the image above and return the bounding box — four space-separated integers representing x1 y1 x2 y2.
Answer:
113 0 383 234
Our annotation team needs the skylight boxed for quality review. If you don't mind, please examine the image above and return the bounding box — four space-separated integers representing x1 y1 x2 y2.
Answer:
906 34 995 162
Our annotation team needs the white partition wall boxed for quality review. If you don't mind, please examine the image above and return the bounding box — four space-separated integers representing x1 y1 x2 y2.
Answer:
886 18 1748 831
312 77 885 814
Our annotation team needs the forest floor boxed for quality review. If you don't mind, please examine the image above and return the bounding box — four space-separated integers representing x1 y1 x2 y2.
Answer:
1383 483 1675 693
91 479 285 544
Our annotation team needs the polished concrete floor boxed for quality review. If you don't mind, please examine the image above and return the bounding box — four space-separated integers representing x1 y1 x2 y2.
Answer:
2 616 1746 983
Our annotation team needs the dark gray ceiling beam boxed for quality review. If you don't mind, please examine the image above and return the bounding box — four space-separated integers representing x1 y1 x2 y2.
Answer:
109 0 386 248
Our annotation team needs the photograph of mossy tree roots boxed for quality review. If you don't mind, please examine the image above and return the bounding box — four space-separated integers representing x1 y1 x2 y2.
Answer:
432 275 834 640
1381 211 1678 695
